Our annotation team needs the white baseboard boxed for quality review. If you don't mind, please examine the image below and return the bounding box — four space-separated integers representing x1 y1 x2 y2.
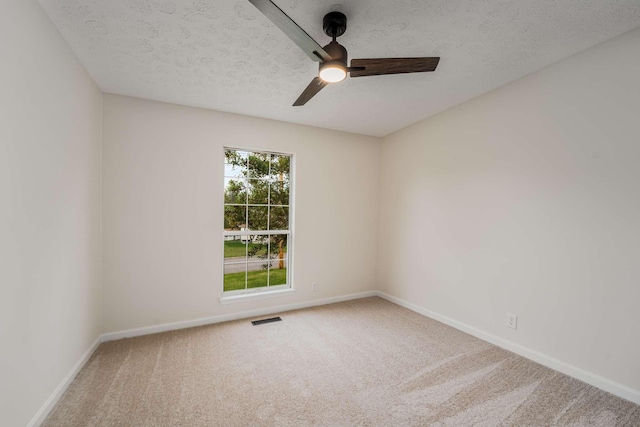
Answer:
27 336 102 427
375 291 640 405
102 290 378 341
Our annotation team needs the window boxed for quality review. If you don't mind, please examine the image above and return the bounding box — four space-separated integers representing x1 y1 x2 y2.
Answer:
223 148 292 295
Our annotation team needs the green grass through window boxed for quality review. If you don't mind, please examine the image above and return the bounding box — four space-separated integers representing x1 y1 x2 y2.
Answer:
224 268 287 292
224 240 255 258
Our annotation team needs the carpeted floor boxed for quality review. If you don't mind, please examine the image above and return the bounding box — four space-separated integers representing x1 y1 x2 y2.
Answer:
43 297 640 426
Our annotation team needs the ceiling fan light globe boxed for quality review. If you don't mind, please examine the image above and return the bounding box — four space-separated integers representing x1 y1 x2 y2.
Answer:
319 65 347 83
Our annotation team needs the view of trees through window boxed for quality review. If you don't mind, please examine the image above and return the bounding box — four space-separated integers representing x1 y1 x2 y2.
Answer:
223 148 291 293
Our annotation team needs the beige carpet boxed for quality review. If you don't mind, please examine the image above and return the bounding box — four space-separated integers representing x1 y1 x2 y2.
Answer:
43 297 640 426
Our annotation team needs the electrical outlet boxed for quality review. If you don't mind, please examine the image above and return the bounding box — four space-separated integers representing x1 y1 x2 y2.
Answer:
506 313 517 329
312 283 317 292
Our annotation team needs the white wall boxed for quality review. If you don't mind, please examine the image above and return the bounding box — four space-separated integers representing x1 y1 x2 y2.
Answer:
0 1 102 426
102 94 379 333
379 27 640 393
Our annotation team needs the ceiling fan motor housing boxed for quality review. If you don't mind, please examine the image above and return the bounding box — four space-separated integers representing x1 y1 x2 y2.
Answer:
322 41 347 64
319 40 348 81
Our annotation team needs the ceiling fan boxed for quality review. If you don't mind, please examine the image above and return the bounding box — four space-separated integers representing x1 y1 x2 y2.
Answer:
248 0 440 106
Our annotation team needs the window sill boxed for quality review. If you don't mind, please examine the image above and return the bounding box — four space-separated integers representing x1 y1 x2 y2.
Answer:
219 288 295 305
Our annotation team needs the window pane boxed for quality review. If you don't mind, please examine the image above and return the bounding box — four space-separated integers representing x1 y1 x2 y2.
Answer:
248 206 268 230
247 152 270 178
269 206 289 230
270 180 289 206
268 259 287 286
247 235 268 260
268 234 288 260
270 153 290 182
247 179 269 205
224 163 244 179
223 236 247 260
224 262 246 292
224 178 246 205
224 205 246 231
247 261 269 289
224 150 248 178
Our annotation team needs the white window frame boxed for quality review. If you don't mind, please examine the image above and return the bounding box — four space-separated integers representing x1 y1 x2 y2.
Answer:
221 147 294 300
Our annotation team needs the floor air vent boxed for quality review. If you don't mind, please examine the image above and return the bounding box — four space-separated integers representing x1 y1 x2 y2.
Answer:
251 317 282 326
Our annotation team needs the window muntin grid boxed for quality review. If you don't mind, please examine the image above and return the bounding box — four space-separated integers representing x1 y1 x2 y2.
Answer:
223 148 291 294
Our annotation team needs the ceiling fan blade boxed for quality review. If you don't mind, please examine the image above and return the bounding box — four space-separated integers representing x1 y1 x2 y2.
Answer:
349 57 440 77
249 0 331 62
293 77 328 106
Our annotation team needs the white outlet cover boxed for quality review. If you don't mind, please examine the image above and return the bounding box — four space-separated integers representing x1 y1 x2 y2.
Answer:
506 313 518 329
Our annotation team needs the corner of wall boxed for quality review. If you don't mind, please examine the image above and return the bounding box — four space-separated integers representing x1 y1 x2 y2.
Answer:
99 90 105 336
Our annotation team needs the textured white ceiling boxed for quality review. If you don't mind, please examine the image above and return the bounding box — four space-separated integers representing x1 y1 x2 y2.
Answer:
38 0 640 137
